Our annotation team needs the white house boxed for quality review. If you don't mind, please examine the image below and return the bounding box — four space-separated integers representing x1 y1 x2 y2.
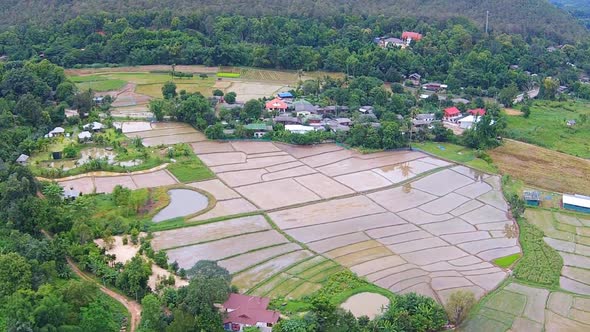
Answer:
16 154 29 165
78 131 92 142
285 125 315 134
458 115 479 129
359 106 374 114
83 121 104 132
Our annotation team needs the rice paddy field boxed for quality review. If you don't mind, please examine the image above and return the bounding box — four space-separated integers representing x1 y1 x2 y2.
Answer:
144 140 526 308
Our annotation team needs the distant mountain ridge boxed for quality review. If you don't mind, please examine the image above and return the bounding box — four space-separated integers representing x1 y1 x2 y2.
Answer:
550 0 590 28
1 0 587 42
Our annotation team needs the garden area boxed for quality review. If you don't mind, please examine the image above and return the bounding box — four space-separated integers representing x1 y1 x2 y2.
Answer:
413 141 498 174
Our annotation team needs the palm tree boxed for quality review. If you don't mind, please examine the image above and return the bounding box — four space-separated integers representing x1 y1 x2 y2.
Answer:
400 162 412 178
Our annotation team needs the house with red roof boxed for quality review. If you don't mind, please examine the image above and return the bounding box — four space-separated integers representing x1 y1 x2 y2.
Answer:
444 107 462 122
468 108 486 116
222 293 280 332
265 98 288 113
402 31 423 43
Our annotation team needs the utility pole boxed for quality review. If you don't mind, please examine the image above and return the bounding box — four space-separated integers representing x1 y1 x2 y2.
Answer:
485 11 490 35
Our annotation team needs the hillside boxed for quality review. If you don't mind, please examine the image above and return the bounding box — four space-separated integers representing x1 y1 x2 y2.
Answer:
550 0 590 28
1 0 587 42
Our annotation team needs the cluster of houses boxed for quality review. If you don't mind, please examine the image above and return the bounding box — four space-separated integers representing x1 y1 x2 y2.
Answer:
524 190 590 214
375 31 423 49
261 92 379 136
443 107 487 129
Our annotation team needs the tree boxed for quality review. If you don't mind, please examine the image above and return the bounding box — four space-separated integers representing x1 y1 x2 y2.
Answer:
80 300 119 332
16 93 44 127
372 293 447 331
73 89 94 118
521 104 531 118
0 253 32 298
140 294 165 332
242 99 262 121
224 91 237 104
445 290 475 325
56 81 76 103
542 77 559 100
381 121 406 150
116 255 152 300
275 318 310 332
205 123 225 140
498 84 519 107
186 260 231 283
149 99 171 121
162 81 177 99
212 89 224 96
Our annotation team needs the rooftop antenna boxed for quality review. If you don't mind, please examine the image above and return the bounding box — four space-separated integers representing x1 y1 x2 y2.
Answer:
485 11 490 34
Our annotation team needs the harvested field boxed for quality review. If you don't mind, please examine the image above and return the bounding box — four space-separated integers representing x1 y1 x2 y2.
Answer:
489 140 590 195
191 141 235 154
503 108 523 116
227 81 286 101
152 215 270 250
143 133 206 146
293 173 354 198
166 230 290 269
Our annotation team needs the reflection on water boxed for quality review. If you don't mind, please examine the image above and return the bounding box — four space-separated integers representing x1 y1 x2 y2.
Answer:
40 147 143 170
402 182 413 194
380 162 414 178
467 168 485 182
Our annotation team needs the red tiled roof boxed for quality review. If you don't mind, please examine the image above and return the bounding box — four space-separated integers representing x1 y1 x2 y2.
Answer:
468 108 486 116
444 107 461 117
222 294 279 326
402 31 423 41
265 98 288 110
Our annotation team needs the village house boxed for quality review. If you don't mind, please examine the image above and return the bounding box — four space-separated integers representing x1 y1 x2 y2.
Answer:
468 108 486 116
458 115 480 129
377 37 405 48
423 82 448 92
443 107 462 122
293 99 318 114
567 119 577 127
451 98 470 105
402 31 423 44
63 186 81 200
77 131 92 142
563 194 590 214
408 73 421 86
265 98 288 113
285 124 316 134
46 127 65 138
277 91 294 100
412 113 436 131
358 106 374 114
244 123 273 139
83 121 104 132
524 191 541 206
335 117 352 126
322 119 350 132
273 115 301 125
15 154 29 166
222 293 280 332
305 114 323 125
317 105 348 115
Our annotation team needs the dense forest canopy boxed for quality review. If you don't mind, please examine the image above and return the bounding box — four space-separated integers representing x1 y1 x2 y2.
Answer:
1 0 587 42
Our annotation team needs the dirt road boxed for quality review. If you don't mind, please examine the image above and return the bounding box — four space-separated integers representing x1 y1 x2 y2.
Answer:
40 230 142 332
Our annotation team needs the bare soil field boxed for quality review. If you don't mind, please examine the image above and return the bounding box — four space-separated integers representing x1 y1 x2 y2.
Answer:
503 108 523 116
489 139 590 195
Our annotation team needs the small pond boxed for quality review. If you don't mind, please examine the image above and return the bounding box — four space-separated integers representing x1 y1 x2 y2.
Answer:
152 189 209 222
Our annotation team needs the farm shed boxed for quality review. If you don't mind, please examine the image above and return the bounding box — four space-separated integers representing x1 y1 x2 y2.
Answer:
563 194 590 214
523 190 541 206
15 154 29 165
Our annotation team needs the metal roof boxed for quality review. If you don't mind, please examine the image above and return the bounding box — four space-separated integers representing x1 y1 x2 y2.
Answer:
563 194 590 209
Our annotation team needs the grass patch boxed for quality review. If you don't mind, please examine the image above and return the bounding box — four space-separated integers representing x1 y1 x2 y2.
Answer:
504 100 590 158
493 253 522 268
167 156 214 183
414 141 498 174
513 217 563 287
70 74 127 91
216 72 241 78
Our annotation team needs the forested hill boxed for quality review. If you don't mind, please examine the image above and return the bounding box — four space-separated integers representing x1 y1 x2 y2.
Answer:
550 0 590 28
2 0 587 42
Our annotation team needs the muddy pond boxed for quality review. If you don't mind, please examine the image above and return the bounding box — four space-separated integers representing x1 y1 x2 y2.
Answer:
152 189 209 222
